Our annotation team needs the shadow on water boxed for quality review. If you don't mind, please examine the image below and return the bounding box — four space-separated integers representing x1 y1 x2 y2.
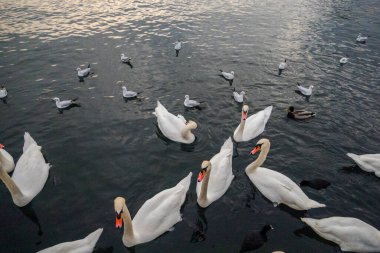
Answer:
293 226 338 249
94 246 114 253
294 90 311 102
278 205 307 220
58 103 81 114
175 50 179 57
189 205 208 243
19 204 43 240
153 123 196 152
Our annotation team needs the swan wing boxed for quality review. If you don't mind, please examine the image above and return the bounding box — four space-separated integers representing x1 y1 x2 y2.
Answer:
241 106 273 141
132 173 191 243
37 228 103 253
23 132 37 153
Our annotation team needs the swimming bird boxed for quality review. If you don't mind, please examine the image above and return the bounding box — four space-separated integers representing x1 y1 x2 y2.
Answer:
233 88 245 103
153 101 197 144
220 70 234 81
114 172 192 247
246 139 326 210
196 138 234 208
37 228 103 253
301 217 380 252
77 64 91 81
122 86 138 98
278 58 287 75
287 106 315 119
297 82 313 96
184 95 202 108
339 57 348 64
175 40 181 57
120 53 132 63
300 179 330 190
0 132 50 207
346 153 380 177
0 86 7 99
0 144 15 173
233 105 273 142
239 225 273 253
356 33 368 43
53 97 79 109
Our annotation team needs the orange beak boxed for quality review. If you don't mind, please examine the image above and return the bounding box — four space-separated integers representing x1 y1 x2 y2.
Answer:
115 213 123 228
251 146 261 155
197 169 206 182
0 144 4 149
242 111 248 120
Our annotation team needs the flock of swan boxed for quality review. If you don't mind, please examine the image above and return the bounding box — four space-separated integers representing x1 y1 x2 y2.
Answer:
0 32 379 253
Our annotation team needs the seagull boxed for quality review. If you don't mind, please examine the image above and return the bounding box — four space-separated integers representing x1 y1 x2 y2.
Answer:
120 54 132 63
0 86 7 99
122 86 138 98
184 95 202 108
233 88 245 103
174 40 182 51
339 57 348 64
220 70 234 80
297 82 313 96
52 97 78 109
356 33 368 43
76 64 91 80
278 58 287 75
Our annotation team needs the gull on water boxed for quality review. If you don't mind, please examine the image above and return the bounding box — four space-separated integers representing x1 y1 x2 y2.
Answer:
233 88 246 103
184 95 203 108
52 97 79 109
122 86 138 98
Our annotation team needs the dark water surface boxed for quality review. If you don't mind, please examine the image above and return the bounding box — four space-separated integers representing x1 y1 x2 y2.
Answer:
1 0 380 252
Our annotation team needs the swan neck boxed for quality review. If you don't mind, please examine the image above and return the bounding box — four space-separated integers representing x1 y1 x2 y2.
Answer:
198 165 211 206
0 161 23 199
236 117 246 139
246 144 270 173
122 202 134 241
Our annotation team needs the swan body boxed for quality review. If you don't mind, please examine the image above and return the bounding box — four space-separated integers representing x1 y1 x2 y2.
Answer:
121 54 131 63
0 144 15 173
122 86 137 98
347 153 380 177
153 100 197 144
233 105 273 142
77 64 91 77
287 106 315 119
37 228 103 253
301 217 380 252
174 40 182 50
297 83 313 96
220 70 234 80
340 57 348 64
233 89 245 103
0 132 50 207
184 95 201 108
53 97 78 109
114 172 192 247
245 139 325 210
196 138 234 208
356 33 368 43
0 86 7 98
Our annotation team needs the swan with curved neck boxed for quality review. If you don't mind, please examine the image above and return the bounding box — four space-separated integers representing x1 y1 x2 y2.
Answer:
245 138 325 210
154 100 197 144
233 105 272 142
196 137 234 208
0 133 50 207
114 172 192 247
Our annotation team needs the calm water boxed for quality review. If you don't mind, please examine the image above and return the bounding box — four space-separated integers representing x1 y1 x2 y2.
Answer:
1 0 380 252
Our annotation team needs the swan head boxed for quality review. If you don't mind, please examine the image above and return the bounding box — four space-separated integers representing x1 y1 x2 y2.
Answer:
197 160 210 182
184 94 189 99
242 105 249 120
251 138 270 155
52 97 60 102
114 197 126 229
186 120 197 130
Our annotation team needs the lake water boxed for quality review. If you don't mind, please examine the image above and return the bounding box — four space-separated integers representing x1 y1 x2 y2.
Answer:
1 0 380 252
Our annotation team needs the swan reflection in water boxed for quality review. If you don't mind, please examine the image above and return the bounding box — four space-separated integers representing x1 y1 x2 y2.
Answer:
19 203 43 245
190 206 208 243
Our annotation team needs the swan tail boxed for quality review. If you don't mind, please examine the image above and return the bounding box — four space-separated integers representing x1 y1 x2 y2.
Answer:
71 97 79 102
177 172 192 192
87 63 91 68
154 100 167 117
347 153 359 161
23 132 38 152
220 137 233 153
301 217 318 228
84 228 103 249
306 199 326 209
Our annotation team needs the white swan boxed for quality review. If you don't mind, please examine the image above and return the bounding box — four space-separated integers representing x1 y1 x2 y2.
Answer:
301 217 380 252
153 100 197 144
121 53 131 63
174 40 182 51
347 153 380 177
0 132 50 207
233 105 272 142
356 33 368 43
245 139 326 210
53 97 78 109
233 89 245 103
0 86 7 98
114 172 192 247
184 95 201 108
37 228 103 253
340 57 348 64
0 144 15 173
297 82 313 96
122 86 138 98
220 70 234 80
196 137 234 208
